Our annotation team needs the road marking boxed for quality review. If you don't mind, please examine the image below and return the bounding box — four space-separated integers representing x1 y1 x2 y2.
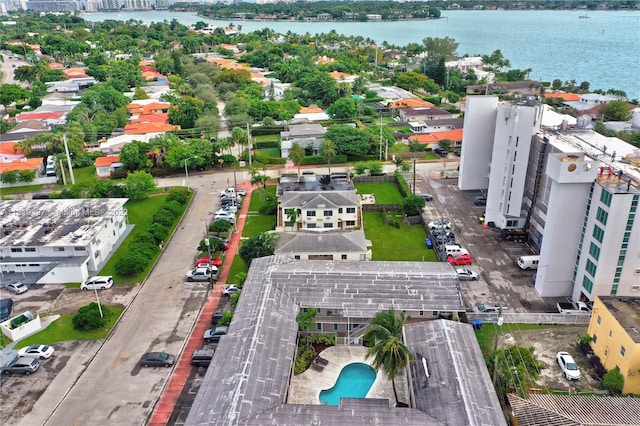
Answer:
112 352 124 368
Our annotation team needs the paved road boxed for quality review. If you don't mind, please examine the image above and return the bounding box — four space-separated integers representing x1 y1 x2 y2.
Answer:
0 53 29 86
26 161 457 426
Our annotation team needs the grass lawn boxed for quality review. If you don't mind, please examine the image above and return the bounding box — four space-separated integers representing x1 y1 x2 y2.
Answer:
248 186 276 212
0 184 44 195
242 214 276 237
424 152 441 160
99 193 192 284
253 135 280 143
56 165 97 188
474 324 558 358
14 306 125 347
226 255 248 284
363 212 435 261
355 183 404 204
256 148 280 158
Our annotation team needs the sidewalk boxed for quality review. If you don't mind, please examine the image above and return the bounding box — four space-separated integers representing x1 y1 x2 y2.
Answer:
148 181 254 426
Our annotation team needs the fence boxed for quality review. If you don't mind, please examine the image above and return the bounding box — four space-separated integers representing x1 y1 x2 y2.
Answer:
352 175 396 184
466 312 591 325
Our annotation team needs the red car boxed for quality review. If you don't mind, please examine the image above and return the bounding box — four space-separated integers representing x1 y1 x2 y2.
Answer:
447 253 473 265
196 257 222 268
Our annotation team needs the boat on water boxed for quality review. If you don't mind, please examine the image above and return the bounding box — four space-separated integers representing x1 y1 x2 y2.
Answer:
579 14 590 19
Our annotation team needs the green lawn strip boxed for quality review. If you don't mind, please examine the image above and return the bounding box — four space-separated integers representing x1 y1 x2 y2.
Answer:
13 306 125 347
0 184 44 195
474 324 559 358
363 211 434 261
225 254 248 285
247 186 276 212
423 152 441 160
56 165 97 188
253 135 280 143
99 192 193 284
355 183 404 204
242 215 276 237
256 147 281 158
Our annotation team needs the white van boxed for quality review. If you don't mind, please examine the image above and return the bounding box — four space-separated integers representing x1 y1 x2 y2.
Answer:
517 255 540 270
45 157 57 177
444 245 469 257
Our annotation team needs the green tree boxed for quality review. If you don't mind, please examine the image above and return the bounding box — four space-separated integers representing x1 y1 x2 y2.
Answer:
401 195 426 216
123 171 156 201
327 98 357 120
602 367 624 395
320 140 337 175
422 36 459 62
168 96 204 129
324 125 373 160
395 71 430 93
250 168 269 188
600 101 631 121
72 302 111 331
296 307 318 331
285 208 299 231
552 79 563 90
119 141 151 172
239 232 277 266
0 84 29 106
438 139 451 152
209 219 232 236
0 171 19 184
364 309 414 406
288 143 305 176
490 345 545 397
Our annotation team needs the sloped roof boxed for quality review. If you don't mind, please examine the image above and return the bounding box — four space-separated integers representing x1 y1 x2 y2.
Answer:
0 142 26 156
298 106 325 114
275 230 371 254
507 394 640 426
281 191 359 209
0 157 42 173
281 123 326 138
15 111 65 122
390 98 435 109
544 92 581 101
409 129 464 144
124 122 179 134
94 156 121 167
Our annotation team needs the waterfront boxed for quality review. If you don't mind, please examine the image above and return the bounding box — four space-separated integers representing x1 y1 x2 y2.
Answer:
82 10 640 99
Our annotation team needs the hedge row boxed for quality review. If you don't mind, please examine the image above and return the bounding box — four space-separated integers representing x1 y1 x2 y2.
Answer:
114 189 189 278
300 155 348 165
251 126 284 136
395 173 411 198
254 141 280 149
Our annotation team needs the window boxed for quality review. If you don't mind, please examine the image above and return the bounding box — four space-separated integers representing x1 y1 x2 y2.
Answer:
341 254 347 260
53 247 65 252
609 330 613 338
611 285 618 296
24 247 36 252
585 259 597 277
323 210 333 217
592 334 598 344
346 220 356 227
588 243 601 260
582 276 594 293
506 219 519 227
346 207 356 214
620 346 626 357
338 208 343 213
11 248 22 253
596 207 609 225
419 311 424 317
596 315 601 325
592 225 604 243
333 324 338 331
294 255 301 260
284 221 293 227
316 323 322 331
74 247 86 251
306 210 316 217
306 223 316 229
599 189 612 206
324 223 333 228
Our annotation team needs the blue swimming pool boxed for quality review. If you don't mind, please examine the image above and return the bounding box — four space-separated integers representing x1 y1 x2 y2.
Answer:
319 362 377 406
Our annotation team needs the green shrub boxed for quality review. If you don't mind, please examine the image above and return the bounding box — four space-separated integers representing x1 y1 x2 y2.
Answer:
218 310 233 326
147 223 169 243
395 173 410 197
162 200 182 216
258 195 278 215
115 251 147 277
603 367 624 395
198 238 226 252
254 141 280 149
268 157 287 165
72 302 111 331
167 189 188 205
152 209 176 227
301 155 348 165
294 345 317 374
251 126 284 136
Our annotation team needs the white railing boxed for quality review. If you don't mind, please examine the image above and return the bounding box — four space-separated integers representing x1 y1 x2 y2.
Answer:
467 312 591 325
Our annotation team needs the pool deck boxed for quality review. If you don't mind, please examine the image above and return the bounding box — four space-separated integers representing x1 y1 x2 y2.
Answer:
289 346 397 405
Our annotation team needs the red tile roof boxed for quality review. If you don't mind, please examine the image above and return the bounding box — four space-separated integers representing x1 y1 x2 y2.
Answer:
409 129 464 144
124 122 179 134
390 98 435 109
95 156 121 167
15 111 65 122
544 93 581 101
0 158 42 173
0 142 26 156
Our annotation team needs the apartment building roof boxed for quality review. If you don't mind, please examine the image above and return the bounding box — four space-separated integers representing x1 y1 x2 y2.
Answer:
281 190 359 209
0 157 42 173
275 230 370 255
598 297 640 343
0 198 128 247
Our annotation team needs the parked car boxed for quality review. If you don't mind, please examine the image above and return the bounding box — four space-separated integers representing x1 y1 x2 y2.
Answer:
447 253 472 265
222 285 240 297
456 268 479 281
191 348 215 367
0 298 14 321
204 326 228 343
1 356 40 376
80 276 114 291
214 214 236 225
424 238 433 249
556 351 581 380
186 266 217 282
475 304 505 313
418 193 433 201
17 344 55 359
428 220 452 230
220 205 238 214
196 257 222 268
474 196 487 206
210 235 230 244
139 351 176 368
6 282 28 294
211 310 225 325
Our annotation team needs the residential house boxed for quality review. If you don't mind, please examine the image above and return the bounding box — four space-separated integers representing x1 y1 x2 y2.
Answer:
185 256 506 426
262 80 291 101
466 80 542 96
0 142 26 162
366 84 415 102
291 106 330 124
397 107 459 122
408 129 464 149
328 71 359 85
45 77 96 93
316 12 332 20
277 190 361 231
280 123 326 157
389 98 434 110
366 14 382 21
274 230 371 261
0 198 129 284
407 117 464 134
587 297 640 394
95 156 123 179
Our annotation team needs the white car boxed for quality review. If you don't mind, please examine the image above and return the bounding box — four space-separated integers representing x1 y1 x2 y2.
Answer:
80 276 114 291
428 219 452 230
215 208 237 217
222 284 241 297
6 282 28 294
17 344 55 360
456 268 479 281
186 267 217 282
557 351 581 380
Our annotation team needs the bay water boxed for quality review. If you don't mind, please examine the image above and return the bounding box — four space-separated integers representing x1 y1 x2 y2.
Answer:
83 10 640 99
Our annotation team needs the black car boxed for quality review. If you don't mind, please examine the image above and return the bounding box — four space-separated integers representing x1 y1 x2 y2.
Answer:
0 298 13 322
139 351 176 368
418 194 433 201
204 326 228 343
191 348 215 367
211 310 224 325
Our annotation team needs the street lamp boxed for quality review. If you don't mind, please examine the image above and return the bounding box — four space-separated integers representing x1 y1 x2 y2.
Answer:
184 156 200 190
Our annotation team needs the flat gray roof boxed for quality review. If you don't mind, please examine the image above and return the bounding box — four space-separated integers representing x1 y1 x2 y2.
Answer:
186 256 479 426
0 199 128 247
281 191 359 209
275 230 371 254
404 320 507 426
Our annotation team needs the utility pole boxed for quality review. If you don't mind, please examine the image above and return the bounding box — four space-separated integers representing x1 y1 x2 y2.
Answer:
379 114 383 161
63 133 75 184
412 157 417 195
246 122 252 167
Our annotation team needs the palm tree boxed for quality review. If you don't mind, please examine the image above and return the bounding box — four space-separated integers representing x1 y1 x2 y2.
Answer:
364 309 414 407
285 208 299 231
288 143 305 176
320 140 337 176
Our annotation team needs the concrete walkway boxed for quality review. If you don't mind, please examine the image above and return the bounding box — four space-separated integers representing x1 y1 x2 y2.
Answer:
148 181 254 426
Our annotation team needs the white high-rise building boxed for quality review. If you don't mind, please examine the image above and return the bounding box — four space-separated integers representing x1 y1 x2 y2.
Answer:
459 95 640 301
